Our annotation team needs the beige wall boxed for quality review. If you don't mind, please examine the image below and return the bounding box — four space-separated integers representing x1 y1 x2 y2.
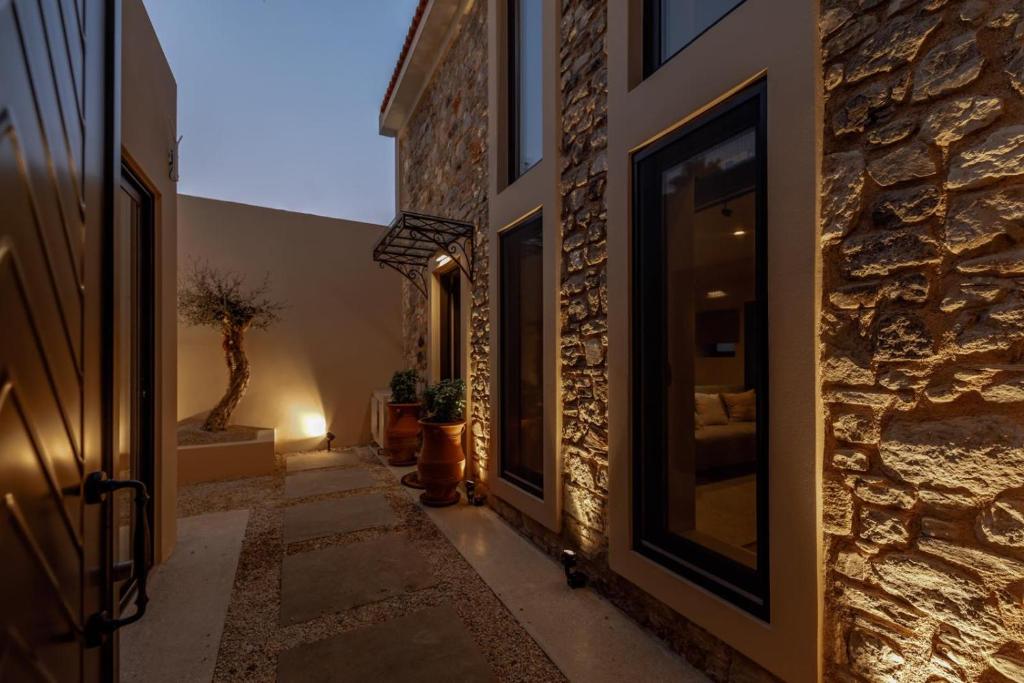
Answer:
176 196 403 451
122 0 178 564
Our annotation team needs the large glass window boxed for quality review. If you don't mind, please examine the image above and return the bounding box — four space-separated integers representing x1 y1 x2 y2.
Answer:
632 83 768 616
644 0 746 76
500 214 544 497
508 0 543 182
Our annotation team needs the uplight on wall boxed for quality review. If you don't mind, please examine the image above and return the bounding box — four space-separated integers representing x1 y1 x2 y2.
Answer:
300 413 327 438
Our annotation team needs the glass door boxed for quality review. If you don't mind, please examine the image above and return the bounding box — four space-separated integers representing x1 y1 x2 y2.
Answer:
114 166 156 607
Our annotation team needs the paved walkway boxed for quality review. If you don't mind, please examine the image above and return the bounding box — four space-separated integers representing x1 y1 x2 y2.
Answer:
174 447 563 682
152 446 707 682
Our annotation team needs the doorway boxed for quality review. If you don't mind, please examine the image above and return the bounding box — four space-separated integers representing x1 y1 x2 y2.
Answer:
114 165 157 607
438 267 462 381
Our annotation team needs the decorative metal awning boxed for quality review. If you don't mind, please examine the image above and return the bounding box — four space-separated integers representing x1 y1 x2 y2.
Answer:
373 211 476 298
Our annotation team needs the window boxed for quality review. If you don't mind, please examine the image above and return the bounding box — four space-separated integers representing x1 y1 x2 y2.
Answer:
439 268 462 381
508 0 543 182
632 82 768 616
500 214 544 497
644 0 746 76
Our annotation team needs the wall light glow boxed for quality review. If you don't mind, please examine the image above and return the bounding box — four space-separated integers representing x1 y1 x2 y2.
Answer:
435 254 453 267
706 290 728 299
300 413 327 437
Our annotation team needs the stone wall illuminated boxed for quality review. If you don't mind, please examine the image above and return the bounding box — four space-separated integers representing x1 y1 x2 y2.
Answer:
821 1 1024 679
397 0 491 480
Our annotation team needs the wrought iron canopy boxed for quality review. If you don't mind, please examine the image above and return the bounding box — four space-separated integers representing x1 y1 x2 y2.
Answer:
373 211 475 298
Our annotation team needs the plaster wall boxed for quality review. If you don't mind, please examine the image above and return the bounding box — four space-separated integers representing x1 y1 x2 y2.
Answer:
121 0 178 563
176 196 402 451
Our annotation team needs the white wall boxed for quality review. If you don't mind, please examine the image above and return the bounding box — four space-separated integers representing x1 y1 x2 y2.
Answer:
177 196 403 451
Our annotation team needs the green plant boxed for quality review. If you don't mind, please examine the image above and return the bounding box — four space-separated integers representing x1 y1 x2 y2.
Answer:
423 378 466 423
389 369 420 404
178 259 285 431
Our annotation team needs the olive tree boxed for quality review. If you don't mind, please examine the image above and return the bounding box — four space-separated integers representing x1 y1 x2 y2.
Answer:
178 260 284 431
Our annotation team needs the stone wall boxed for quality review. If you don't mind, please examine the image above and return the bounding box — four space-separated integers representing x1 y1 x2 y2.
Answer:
820 0 1024 680
397 0 491 480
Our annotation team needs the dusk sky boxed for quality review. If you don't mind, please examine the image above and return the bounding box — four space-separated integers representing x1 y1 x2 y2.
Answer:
142 0 420 225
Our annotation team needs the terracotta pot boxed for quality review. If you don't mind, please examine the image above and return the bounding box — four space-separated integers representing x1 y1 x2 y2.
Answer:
385 403 422 466
417 420 465 507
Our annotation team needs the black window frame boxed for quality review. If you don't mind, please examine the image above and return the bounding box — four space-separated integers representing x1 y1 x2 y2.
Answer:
631 80 770 619
507 0 541 184
643 0 749 78
499 212 545 498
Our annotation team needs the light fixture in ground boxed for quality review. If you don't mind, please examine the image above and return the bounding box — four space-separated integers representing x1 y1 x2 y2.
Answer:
300 412 327 438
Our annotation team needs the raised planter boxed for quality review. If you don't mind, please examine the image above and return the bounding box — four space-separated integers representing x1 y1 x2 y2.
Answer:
178 428 276 485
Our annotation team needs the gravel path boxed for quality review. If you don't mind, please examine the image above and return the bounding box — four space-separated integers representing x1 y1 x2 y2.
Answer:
178 447 566 682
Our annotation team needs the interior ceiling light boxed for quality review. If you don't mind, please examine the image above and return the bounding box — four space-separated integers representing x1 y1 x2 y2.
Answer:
706 290 728 299
732 228 747 236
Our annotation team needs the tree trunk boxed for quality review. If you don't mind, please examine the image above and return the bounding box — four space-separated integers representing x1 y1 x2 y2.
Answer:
203 323 251 431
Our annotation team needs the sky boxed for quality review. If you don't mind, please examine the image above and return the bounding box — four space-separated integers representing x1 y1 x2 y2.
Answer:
142 0 420 225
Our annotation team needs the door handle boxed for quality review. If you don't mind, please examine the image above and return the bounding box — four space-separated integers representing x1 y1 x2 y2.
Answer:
83 471 151 648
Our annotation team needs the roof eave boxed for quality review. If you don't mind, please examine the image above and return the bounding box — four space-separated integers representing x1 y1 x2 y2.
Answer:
379 0 467 138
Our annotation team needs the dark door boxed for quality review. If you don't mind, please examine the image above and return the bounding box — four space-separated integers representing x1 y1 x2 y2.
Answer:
438 268 461 381
114 167 156 606
0 0 119 680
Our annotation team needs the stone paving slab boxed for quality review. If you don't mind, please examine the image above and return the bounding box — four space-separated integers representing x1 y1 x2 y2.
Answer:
282 494 397 544
279 535 436 625
283 467 376 500
285 449 361 473
276 605 495 682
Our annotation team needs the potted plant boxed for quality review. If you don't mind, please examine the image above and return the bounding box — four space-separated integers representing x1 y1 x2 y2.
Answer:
385 369 422 466
417 378 466 507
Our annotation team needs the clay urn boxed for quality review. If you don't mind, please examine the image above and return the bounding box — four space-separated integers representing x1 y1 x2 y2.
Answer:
385 403 422 466
416 419 465 507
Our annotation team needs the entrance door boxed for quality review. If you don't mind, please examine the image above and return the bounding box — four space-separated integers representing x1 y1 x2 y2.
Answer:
114 167 156 607
438 268 461 381
0 0 120 680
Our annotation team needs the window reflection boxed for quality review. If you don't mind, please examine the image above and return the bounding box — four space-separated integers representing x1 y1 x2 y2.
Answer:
633 85 767 614
664 128 758 569
510 0 543 179
500 215 544 496
648 0 746 72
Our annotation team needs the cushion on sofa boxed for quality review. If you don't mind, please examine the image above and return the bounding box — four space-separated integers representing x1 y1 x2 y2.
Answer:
695 392 729 426
722 389 756 422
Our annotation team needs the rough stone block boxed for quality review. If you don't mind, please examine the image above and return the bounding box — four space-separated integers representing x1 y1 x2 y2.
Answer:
867 141 937 186
920 95 1002 147
880 415 1024 499
911 33 984 102
845 15 941 84
948 125 1024 189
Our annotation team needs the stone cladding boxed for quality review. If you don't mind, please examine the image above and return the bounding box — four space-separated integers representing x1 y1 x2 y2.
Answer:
820 0 1024 679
